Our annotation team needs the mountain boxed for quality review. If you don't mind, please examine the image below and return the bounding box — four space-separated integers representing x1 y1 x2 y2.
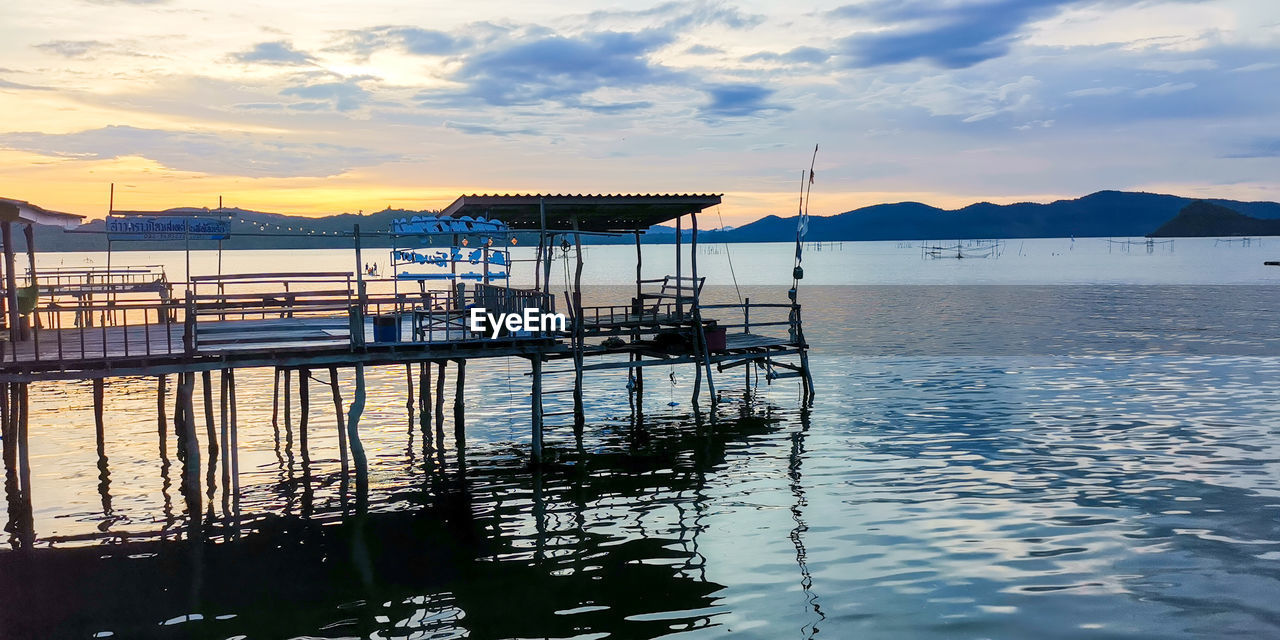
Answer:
706 191 1280 243
1149 201 1280 237
15 190 1280 252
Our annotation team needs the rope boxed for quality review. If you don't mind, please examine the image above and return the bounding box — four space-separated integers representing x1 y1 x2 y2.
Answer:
714 205 743 305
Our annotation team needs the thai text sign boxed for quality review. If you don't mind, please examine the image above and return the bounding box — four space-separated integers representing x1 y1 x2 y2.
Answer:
106 215 231 241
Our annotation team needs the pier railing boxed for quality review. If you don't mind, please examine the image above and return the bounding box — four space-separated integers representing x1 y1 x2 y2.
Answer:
2 296 183 365
0 277 802 370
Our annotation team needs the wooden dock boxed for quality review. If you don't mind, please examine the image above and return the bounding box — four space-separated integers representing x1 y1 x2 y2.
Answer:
1 193 815 546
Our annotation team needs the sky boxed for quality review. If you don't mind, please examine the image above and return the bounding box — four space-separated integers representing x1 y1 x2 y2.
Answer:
0 0 1278 226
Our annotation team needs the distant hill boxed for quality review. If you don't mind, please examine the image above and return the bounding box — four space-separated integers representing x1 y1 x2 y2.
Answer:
1149 201 1280 237
16 190 1280 251
706 190 1280 243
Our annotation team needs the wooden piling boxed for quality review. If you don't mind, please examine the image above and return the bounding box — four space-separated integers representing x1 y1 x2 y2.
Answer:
271 367 280 438
92 378 105 451
406 363 414 413
157 374 167 451
219 369 231 514
201 371 217 464
228 368 239 517
419 362 431 447
298 368 310 468
572 215 585 435
176 372 200 514
452 359 465 454
347 364 369 491
531 357 543 464
434 361 446 438
329 366 348 473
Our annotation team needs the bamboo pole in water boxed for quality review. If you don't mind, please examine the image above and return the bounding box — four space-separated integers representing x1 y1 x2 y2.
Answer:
347 364 368 493
298 368 310 467
329 366 348 474
531 356 543 464
220 369 231 515
434 361 446 438
201 371 217 465
453 359 466 455
419 362 431 448
572 215 585 436
228 369 240 520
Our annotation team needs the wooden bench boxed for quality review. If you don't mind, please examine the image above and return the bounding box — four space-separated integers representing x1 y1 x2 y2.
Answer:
634 275 705 314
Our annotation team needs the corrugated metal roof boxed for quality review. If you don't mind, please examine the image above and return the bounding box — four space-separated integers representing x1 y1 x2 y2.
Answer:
440 193 722 232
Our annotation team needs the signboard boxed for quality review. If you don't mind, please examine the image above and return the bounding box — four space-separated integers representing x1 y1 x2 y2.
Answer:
106 215 231 241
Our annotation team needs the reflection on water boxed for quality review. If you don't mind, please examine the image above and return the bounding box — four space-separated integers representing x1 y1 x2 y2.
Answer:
2 285 1280 638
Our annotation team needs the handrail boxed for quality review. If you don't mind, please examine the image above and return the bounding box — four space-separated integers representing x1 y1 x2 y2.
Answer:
190 271 352 282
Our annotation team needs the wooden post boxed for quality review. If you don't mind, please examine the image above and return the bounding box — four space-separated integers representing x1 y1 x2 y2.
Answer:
434 360 446 438
691 212 716 408
531 357 543 464
453 359 466 455
329 366 348 474
93 377 106 448
17 382 32 547
23 224 36 335
406 363 414 413
284 369 292 434
157 374 167 449
3 222 19 344
93 377 110 513
674 215 682 320
271 367 280 440
1 383 13 484
228 368 239 518
219 369 231 514
419 362 431 447
347 364 369 492
201 371 217 464
298 368 310 468
572 216 585 436
177 372 200 513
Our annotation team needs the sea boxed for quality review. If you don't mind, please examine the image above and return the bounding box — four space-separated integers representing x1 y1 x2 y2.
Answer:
3 237 1280 639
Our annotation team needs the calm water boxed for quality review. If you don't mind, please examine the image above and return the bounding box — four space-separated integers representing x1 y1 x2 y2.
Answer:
3 239 1280 638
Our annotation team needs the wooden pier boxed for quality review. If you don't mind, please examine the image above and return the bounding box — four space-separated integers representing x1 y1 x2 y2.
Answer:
1 193 814 544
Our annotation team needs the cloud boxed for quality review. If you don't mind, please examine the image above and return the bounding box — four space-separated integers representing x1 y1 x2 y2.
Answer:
1140 59 1217 73
1224 138 1280 159
446 29 681 107
1066 86 1128 97
233 41 315 65
702 84 790 118
280 79 369 111
685 44 723 55
34 40 111 58
444 121 539 138
0 78 49 91
742 46 830 65
0 126 394 177
1134 81 1196 97
833 0 1082 68
1231 62 1280 73
330 26 469 58
585 1 764 31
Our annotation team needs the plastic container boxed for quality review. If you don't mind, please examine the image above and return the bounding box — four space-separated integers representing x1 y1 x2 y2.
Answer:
373 315 400 343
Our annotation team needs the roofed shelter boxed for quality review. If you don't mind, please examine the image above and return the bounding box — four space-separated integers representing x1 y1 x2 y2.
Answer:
440 194 722 321
0 198 84 344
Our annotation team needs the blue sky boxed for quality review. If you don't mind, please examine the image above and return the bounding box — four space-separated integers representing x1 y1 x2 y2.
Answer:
0 0 1277 223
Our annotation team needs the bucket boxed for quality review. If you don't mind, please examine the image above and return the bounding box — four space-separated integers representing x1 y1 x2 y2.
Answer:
705 326 727 352
373 314 400 343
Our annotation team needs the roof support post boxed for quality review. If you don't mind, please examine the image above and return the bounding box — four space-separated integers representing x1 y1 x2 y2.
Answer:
690 212 716 410
572 215 585 437
3 221 19 345
674 215 682 321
